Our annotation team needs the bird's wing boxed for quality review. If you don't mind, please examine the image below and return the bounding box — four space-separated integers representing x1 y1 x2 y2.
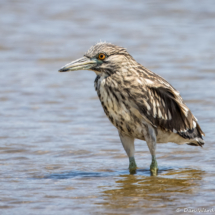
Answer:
144 85 195 131
146 85 205 140
119 72 205 139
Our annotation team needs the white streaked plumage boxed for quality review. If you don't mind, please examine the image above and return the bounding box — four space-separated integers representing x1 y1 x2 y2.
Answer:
59 42 205 175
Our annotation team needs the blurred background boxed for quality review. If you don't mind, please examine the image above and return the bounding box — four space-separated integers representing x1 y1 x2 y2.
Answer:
0 0 215 214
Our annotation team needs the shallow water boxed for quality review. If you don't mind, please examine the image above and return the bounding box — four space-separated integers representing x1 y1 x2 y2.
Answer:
0 0 215 214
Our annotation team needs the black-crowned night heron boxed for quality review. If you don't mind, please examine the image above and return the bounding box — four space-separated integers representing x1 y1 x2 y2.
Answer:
59 42 205 176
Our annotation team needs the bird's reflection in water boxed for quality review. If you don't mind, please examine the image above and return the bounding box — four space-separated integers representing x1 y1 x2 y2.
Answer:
98 168 204 212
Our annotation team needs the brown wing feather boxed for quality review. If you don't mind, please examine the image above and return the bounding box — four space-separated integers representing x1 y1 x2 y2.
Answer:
145 86 204 140
148 87 192 129
133 68 205 140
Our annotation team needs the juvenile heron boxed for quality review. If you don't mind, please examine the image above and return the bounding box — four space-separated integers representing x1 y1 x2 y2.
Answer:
59 42 205 176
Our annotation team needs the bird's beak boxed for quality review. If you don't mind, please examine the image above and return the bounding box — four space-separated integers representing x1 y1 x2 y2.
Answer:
58 56 97 72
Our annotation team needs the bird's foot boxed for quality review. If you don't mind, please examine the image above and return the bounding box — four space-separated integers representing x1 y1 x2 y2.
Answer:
129 157 137 174
150 167 158 176
150 156 158 176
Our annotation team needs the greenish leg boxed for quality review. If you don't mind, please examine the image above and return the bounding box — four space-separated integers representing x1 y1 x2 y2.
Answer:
118 133 137 174
143 125 158 176
150 155 158 176
129 157 137 174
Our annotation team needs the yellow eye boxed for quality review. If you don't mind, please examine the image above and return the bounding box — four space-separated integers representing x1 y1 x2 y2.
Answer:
98 53 106 60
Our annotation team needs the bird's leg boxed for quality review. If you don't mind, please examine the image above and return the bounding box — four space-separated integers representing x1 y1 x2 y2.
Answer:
143 125 158 176
119 132 137 174
150 155 158 176
129 157 137 174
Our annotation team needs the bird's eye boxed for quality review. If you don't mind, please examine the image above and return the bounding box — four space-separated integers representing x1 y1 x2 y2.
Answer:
98 53 106 60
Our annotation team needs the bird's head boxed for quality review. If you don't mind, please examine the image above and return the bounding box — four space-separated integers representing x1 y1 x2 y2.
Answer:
59 42 135 76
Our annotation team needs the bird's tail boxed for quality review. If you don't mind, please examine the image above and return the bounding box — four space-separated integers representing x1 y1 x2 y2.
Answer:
187 138 205 147
186 122 205 147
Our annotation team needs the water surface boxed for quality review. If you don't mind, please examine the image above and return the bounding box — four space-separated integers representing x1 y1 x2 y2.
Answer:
0 0 215 214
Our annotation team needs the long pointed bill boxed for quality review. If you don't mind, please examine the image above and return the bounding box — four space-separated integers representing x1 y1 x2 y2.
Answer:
58 57 97 72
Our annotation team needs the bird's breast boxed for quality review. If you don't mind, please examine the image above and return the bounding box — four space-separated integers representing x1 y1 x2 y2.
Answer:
95 76 146 139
